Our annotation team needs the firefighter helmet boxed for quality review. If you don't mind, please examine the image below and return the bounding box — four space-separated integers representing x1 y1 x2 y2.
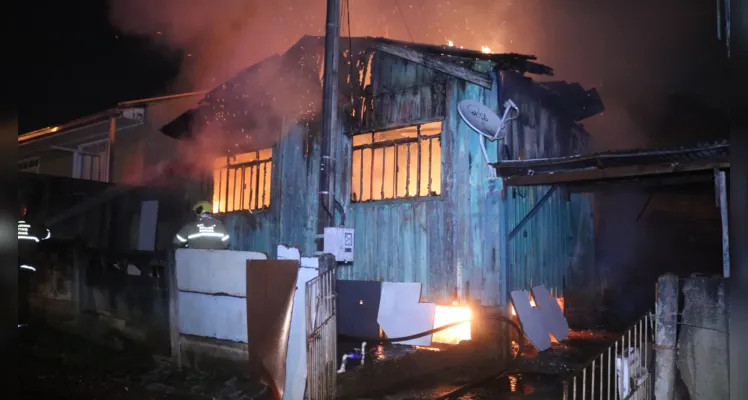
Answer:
192 201 212 216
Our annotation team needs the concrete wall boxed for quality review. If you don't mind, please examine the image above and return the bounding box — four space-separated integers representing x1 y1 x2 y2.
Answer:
173 249 268 373
676 276 728 400
23 172 190 354
172 246 320 397
29 242 171 354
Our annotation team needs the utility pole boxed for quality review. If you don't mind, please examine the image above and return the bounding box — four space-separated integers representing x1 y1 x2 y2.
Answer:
317 0 341 246
727 0 747 397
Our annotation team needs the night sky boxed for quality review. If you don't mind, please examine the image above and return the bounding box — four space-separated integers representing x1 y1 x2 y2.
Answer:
20 0 181 133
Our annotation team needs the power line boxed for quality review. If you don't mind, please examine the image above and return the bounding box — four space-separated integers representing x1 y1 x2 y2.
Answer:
393 0 414 42
342 0 354 107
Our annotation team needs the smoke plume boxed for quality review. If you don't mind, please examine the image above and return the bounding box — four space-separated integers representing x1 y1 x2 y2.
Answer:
108 0 724 150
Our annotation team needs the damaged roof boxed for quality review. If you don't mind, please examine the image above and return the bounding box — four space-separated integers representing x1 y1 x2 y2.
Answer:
160 35 562 141
496 140 730 186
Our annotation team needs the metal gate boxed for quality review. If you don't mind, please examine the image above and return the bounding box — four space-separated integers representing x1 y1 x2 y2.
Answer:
305 267 337 400
561 313 654 400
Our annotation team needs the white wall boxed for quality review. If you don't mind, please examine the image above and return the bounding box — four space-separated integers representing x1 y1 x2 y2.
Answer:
175 249 267 342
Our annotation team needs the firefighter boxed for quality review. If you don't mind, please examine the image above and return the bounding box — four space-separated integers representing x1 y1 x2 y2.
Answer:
18 204 51 328
173 201 230 250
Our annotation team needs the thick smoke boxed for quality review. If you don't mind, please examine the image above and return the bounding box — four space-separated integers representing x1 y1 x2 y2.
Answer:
108 0 723 150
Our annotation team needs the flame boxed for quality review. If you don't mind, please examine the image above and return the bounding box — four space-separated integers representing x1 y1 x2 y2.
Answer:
510 297 564 316
432 305 472 345
481 45 492 54
351 122 442 202
447 40 454 47
212 149 272 213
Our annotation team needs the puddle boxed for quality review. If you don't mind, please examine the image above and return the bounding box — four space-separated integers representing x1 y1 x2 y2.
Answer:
363 374 561 400
337 339 430 370
454 374 562 400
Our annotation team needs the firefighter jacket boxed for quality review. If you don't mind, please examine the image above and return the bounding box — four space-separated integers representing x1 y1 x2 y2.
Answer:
173 214 230 250
18 219 50 271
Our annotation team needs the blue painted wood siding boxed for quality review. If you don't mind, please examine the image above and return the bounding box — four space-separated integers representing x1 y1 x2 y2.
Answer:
220 51 594 307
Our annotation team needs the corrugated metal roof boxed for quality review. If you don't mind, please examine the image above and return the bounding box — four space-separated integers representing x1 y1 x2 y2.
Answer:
495 140 729 177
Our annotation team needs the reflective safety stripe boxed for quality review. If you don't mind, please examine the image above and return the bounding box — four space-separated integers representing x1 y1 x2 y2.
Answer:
221 235 230 242
187 232 225 239
20 265 36 272
18 235 39 242
176 234 188 243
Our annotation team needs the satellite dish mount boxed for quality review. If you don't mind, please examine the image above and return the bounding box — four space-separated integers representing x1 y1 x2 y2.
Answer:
457 99 519 177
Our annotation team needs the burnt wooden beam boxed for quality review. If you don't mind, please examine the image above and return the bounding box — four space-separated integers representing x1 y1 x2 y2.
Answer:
507 185 558 240
371 37 553 76
373 42 493 89
501 160 731 187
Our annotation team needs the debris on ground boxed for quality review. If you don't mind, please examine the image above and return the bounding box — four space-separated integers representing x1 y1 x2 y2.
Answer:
18 324 269 400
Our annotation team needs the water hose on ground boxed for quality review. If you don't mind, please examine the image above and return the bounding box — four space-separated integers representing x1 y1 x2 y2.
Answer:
337 315 525 359
339 315 526 400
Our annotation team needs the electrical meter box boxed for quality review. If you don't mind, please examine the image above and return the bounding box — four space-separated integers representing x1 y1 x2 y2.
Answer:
323 227 354 262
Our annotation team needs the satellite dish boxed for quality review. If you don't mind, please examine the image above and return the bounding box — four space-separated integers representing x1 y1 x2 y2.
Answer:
457 99 519 177
457 99 507 141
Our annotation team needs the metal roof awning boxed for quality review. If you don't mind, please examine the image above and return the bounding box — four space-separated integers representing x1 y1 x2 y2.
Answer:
494 140 730 187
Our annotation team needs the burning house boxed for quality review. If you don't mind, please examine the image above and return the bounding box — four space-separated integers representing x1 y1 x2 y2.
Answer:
161 35 603 332
17 34 607 397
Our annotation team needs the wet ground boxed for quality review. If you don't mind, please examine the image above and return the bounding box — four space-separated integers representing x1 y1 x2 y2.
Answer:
18 324 269 400
350 330 618 399
337 340 434 372
19 324 617 400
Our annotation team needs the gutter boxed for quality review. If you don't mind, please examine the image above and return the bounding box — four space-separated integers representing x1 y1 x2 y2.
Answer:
18 91 208 144
18 109 119 144
116 90 208 108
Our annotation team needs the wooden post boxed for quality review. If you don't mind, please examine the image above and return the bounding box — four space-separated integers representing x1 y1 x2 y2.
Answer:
166 250 182 369
729 104 748 400
715 169 731 278
108 116 116 183
654 273 679 400
317 0 341 243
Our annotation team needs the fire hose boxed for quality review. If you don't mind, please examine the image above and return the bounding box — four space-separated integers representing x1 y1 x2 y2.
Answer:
338 315 524 358
337 315 526 399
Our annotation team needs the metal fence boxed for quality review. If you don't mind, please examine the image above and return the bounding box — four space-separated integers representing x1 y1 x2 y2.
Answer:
305 266 337 400
562 313 654 400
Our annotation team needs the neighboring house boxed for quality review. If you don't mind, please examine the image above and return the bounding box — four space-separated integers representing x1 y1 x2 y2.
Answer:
18 92 205 185
160 36 604 309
